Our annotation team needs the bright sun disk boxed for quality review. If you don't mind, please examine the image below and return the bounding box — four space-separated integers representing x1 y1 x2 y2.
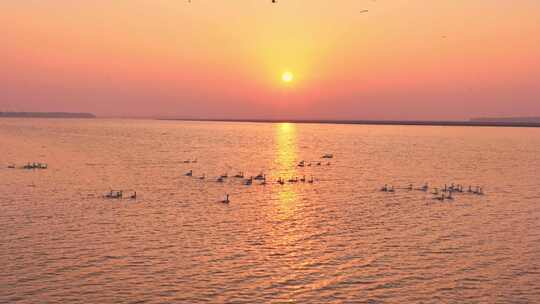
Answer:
282 71 294 83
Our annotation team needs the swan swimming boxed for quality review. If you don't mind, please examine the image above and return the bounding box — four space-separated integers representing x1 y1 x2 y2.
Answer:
434 194 445 201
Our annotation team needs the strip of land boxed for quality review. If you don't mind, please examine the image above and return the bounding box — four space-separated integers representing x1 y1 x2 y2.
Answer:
3 112 537 127
161 118 540 128
471 117 540 124
0 112 96 118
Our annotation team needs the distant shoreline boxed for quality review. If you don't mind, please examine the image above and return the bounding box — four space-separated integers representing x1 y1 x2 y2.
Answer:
160 118 540 128
0 112 96 119
2 113 538 128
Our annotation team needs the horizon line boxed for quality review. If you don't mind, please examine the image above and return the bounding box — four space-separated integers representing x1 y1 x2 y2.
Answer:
2 112 540 128
157 118 540 128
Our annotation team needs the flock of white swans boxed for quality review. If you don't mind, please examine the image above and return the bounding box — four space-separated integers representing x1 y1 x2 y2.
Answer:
181 153 485 204
6 154 485 204
380 183 485 202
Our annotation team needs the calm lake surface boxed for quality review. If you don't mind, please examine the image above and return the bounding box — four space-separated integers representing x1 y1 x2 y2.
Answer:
1 119 539 303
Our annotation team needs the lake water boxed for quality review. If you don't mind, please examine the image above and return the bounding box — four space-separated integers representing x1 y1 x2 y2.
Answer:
1 119 539 303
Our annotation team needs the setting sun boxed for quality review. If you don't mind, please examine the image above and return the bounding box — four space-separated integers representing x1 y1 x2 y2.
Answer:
282 71 294 83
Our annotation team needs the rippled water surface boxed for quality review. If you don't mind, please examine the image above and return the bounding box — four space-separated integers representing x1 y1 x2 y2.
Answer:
1 119 540 303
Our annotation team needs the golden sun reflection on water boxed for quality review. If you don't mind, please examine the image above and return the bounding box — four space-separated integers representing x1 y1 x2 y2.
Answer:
273 123 300 220
275 123 298 176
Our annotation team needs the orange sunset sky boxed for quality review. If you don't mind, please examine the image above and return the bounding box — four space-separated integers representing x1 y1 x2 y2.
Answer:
1 1 539 120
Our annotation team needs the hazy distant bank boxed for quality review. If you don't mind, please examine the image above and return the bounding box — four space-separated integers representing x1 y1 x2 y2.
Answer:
0 112 96 119
471 117 540 124
2 112 539 127
161 118 540 128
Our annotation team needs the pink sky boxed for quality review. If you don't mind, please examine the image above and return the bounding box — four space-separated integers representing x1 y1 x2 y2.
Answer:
1 0 539 120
